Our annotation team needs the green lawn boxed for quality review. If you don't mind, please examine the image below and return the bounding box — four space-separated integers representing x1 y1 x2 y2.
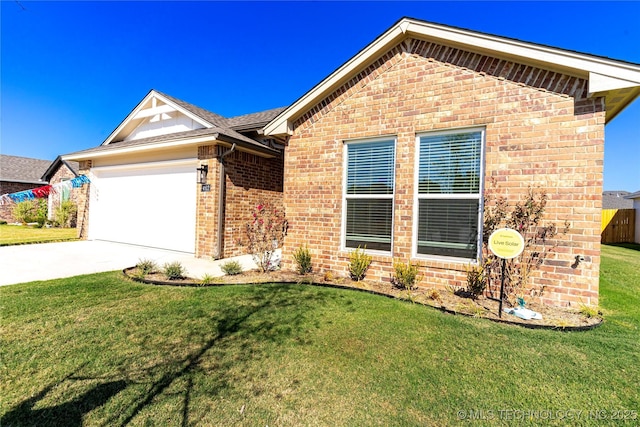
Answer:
1 245 638 426
0 224 77 246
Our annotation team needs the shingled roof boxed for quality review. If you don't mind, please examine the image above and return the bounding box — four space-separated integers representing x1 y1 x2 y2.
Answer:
0 155 52 184
602 191 634 209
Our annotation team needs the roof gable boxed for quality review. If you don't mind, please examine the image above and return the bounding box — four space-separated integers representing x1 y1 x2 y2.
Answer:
264 17 640 136
104 90 214 145
41 156 79 182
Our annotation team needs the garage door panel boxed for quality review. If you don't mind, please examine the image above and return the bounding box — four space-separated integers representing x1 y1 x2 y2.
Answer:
89 160 197 253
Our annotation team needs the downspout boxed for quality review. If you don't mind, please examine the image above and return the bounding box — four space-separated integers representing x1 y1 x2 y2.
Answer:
215 143 236 259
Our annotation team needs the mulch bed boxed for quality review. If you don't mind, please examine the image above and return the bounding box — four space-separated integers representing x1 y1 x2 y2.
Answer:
123 267 603 331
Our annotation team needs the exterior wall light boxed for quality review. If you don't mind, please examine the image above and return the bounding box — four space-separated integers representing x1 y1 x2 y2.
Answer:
197 164 208 184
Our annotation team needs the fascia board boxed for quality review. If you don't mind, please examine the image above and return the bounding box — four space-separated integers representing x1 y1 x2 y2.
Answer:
65 135 219 161
403 20 640 85
264 18 640 136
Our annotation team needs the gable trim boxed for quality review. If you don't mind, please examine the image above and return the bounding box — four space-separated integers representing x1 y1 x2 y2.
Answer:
102 90 214 146
264 17 640 136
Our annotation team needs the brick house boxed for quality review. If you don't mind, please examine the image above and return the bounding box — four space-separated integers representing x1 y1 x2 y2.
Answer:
40 156 80 224
64 90 285 257
262 18 640 307
0 155 52 222
65 18 640 307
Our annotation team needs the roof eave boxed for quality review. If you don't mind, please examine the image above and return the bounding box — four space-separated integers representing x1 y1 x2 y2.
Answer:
264 17 640 136
63 134 278 162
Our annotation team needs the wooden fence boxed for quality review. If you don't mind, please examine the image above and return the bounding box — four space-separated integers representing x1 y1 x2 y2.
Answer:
601 209 636 244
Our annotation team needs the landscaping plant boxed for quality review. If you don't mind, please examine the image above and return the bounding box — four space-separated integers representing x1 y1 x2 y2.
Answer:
241 202 288 273
482 180 570 304
220 260 243 276
12 199 47 226
292 244 312 274
53 200 77 228
391 259 421 290
136 259 158 275
163 261 186 280
349 246 372 281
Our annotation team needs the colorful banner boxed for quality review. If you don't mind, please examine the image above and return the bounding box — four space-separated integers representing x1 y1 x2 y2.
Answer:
0 175 90 206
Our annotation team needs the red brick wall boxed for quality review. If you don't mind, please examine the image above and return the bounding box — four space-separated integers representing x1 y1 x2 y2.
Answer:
0 182 43 222
196 146 284 259
76 161 92 238
282 39 604 307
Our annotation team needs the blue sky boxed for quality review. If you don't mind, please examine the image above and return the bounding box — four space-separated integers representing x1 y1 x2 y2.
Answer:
2 1 639 191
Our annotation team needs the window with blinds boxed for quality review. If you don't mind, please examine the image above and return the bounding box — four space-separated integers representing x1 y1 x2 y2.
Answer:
416 129 483 259
344 139 395 252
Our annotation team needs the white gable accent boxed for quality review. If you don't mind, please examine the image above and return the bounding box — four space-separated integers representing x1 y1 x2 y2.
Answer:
125 109 206 141
102 90 212 145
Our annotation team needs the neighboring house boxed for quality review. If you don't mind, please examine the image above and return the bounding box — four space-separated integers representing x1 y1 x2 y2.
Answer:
625 191 640 243
602 191 633 209
0 155 52 222
64 90 285 256
40 156 80 223
65 17 640 307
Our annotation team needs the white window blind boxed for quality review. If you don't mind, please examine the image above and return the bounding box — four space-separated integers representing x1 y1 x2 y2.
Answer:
345 139 395 251
416 130 483 259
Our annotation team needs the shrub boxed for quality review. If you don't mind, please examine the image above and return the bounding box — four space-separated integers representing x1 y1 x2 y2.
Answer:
426 289 441 301
199 273 215 286
482 180 570 302
391 259 421 290
241 202 288 273
579 304 601 319
221 260 243 276
54 200 77 228
163 261 186 280
465 262 487 299
136 258 158 275
12 200 47 225
0 220 7 225
293 244 312 274
349 246 372 281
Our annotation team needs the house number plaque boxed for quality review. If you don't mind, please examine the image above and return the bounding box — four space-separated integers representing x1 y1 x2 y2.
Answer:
201 184 211 192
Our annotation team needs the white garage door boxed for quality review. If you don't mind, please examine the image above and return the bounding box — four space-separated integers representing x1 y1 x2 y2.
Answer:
88 159 198 253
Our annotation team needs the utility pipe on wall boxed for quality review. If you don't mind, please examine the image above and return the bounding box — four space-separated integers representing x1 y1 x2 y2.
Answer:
215 143 236 259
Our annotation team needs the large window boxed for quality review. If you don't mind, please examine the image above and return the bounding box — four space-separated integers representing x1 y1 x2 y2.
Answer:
415 129 483 260
344 138 395 252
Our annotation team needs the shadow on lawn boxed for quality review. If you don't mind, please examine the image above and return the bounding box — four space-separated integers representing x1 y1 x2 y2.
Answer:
2 284 334 426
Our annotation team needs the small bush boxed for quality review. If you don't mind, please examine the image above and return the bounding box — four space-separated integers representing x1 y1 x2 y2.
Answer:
54 200 77 228
349 246 372 281
323 271 334 282
221 260 243 276
136 259 158 275
241 202 288 273
12 199 48 226
465 263 487 299
293 244 312 274
579 304 601 319
163 261 186 280
199 273 215 286
0 220 7 225
391 259 421 290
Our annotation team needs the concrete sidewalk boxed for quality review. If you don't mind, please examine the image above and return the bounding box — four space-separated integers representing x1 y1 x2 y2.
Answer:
0 240 260 286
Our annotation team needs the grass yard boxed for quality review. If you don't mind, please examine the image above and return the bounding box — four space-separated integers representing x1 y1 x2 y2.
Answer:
1 245 638 426
0 224 77 246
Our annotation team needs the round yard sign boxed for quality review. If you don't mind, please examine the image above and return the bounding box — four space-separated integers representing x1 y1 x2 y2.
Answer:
488 228 525 259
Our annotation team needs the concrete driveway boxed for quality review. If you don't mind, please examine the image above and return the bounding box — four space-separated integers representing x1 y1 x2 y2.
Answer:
0 240 258 286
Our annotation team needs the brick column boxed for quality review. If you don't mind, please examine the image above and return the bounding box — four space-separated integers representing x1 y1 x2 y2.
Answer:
195 145 220 258
76 160 92 239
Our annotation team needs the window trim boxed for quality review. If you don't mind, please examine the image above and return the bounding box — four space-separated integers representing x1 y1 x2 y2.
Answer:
342 136 397 255
412 127 486 263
